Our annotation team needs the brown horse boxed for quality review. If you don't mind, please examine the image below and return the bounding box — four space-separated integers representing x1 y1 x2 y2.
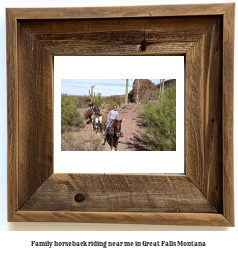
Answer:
102 119 122 151
84 110 93 123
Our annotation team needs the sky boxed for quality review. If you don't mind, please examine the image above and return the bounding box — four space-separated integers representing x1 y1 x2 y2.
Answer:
61 79 165 96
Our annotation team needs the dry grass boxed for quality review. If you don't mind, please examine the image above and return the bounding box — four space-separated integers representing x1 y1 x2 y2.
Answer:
61 131 103 151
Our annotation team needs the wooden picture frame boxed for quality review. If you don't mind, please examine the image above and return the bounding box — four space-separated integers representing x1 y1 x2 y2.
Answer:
7 3 234 226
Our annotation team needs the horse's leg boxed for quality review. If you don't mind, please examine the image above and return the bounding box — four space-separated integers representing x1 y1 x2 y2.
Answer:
102 130 107 145
102 134 106 145
110 135 114 150
115 138 119 151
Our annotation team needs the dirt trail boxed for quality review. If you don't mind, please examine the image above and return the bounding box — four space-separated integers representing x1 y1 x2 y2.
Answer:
62 103 148 151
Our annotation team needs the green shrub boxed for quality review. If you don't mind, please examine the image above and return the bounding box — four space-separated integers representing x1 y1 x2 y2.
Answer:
106 101 115 111
93 93 104 107
100 102 106 109
115 99 121 107
80 95 91 108
141 97 149 104
61 94 84 129
140 87 176 151
104 96 114 104
153 88 162 100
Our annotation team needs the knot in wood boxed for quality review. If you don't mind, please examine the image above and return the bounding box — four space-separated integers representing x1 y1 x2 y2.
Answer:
74 193 85 202
140 40 147 51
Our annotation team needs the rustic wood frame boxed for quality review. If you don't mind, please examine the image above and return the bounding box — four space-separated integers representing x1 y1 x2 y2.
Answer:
7 4 234 226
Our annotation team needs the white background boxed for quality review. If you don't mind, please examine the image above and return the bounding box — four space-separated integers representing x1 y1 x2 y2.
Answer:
0 0 237 252
55 56 184 173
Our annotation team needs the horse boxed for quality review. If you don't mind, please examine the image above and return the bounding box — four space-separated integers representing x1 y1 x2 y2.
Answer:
84 110 93 123
92 115 103 134
102 119 122 151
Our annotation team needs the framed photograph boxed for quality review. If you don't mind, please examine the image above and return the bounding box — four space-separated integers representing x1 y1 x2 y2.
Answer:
55 56 184 174
7 3 234 225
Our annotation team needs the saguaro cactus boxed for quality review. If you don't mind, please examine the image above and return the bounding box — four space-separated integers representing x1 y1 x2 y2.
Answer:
159 79 162 95
159 79 165 101
162 79 165 97
136 79 141 104
125 79 129 105
89 85 95 103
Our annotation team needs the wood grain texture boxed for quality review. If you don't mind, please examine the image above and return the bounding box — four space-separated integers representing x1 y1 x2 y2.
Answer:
20 16 218 34
7 9 18 221
39 41 193 56
8 4 233 19
19 17 218 56
186 18 223 212
11 211 232 226
20 174 217 213
18 23 54 208
222 4 235 226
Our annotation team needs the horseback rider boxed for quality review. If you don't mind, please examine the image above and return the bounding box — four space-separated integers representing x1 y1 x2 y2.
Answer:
92 106 101 130
103 105 118 137
88 101 95 112
94 106 100 116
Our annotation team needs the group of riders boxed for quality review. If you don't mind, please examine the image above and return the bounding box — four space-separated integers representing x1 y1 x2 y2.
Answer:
87 101 122 139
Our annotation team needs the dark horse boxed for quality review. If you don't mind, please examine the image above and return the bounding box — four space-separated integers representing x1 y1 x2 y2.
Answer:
84 110 93 123
102 119 122 151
